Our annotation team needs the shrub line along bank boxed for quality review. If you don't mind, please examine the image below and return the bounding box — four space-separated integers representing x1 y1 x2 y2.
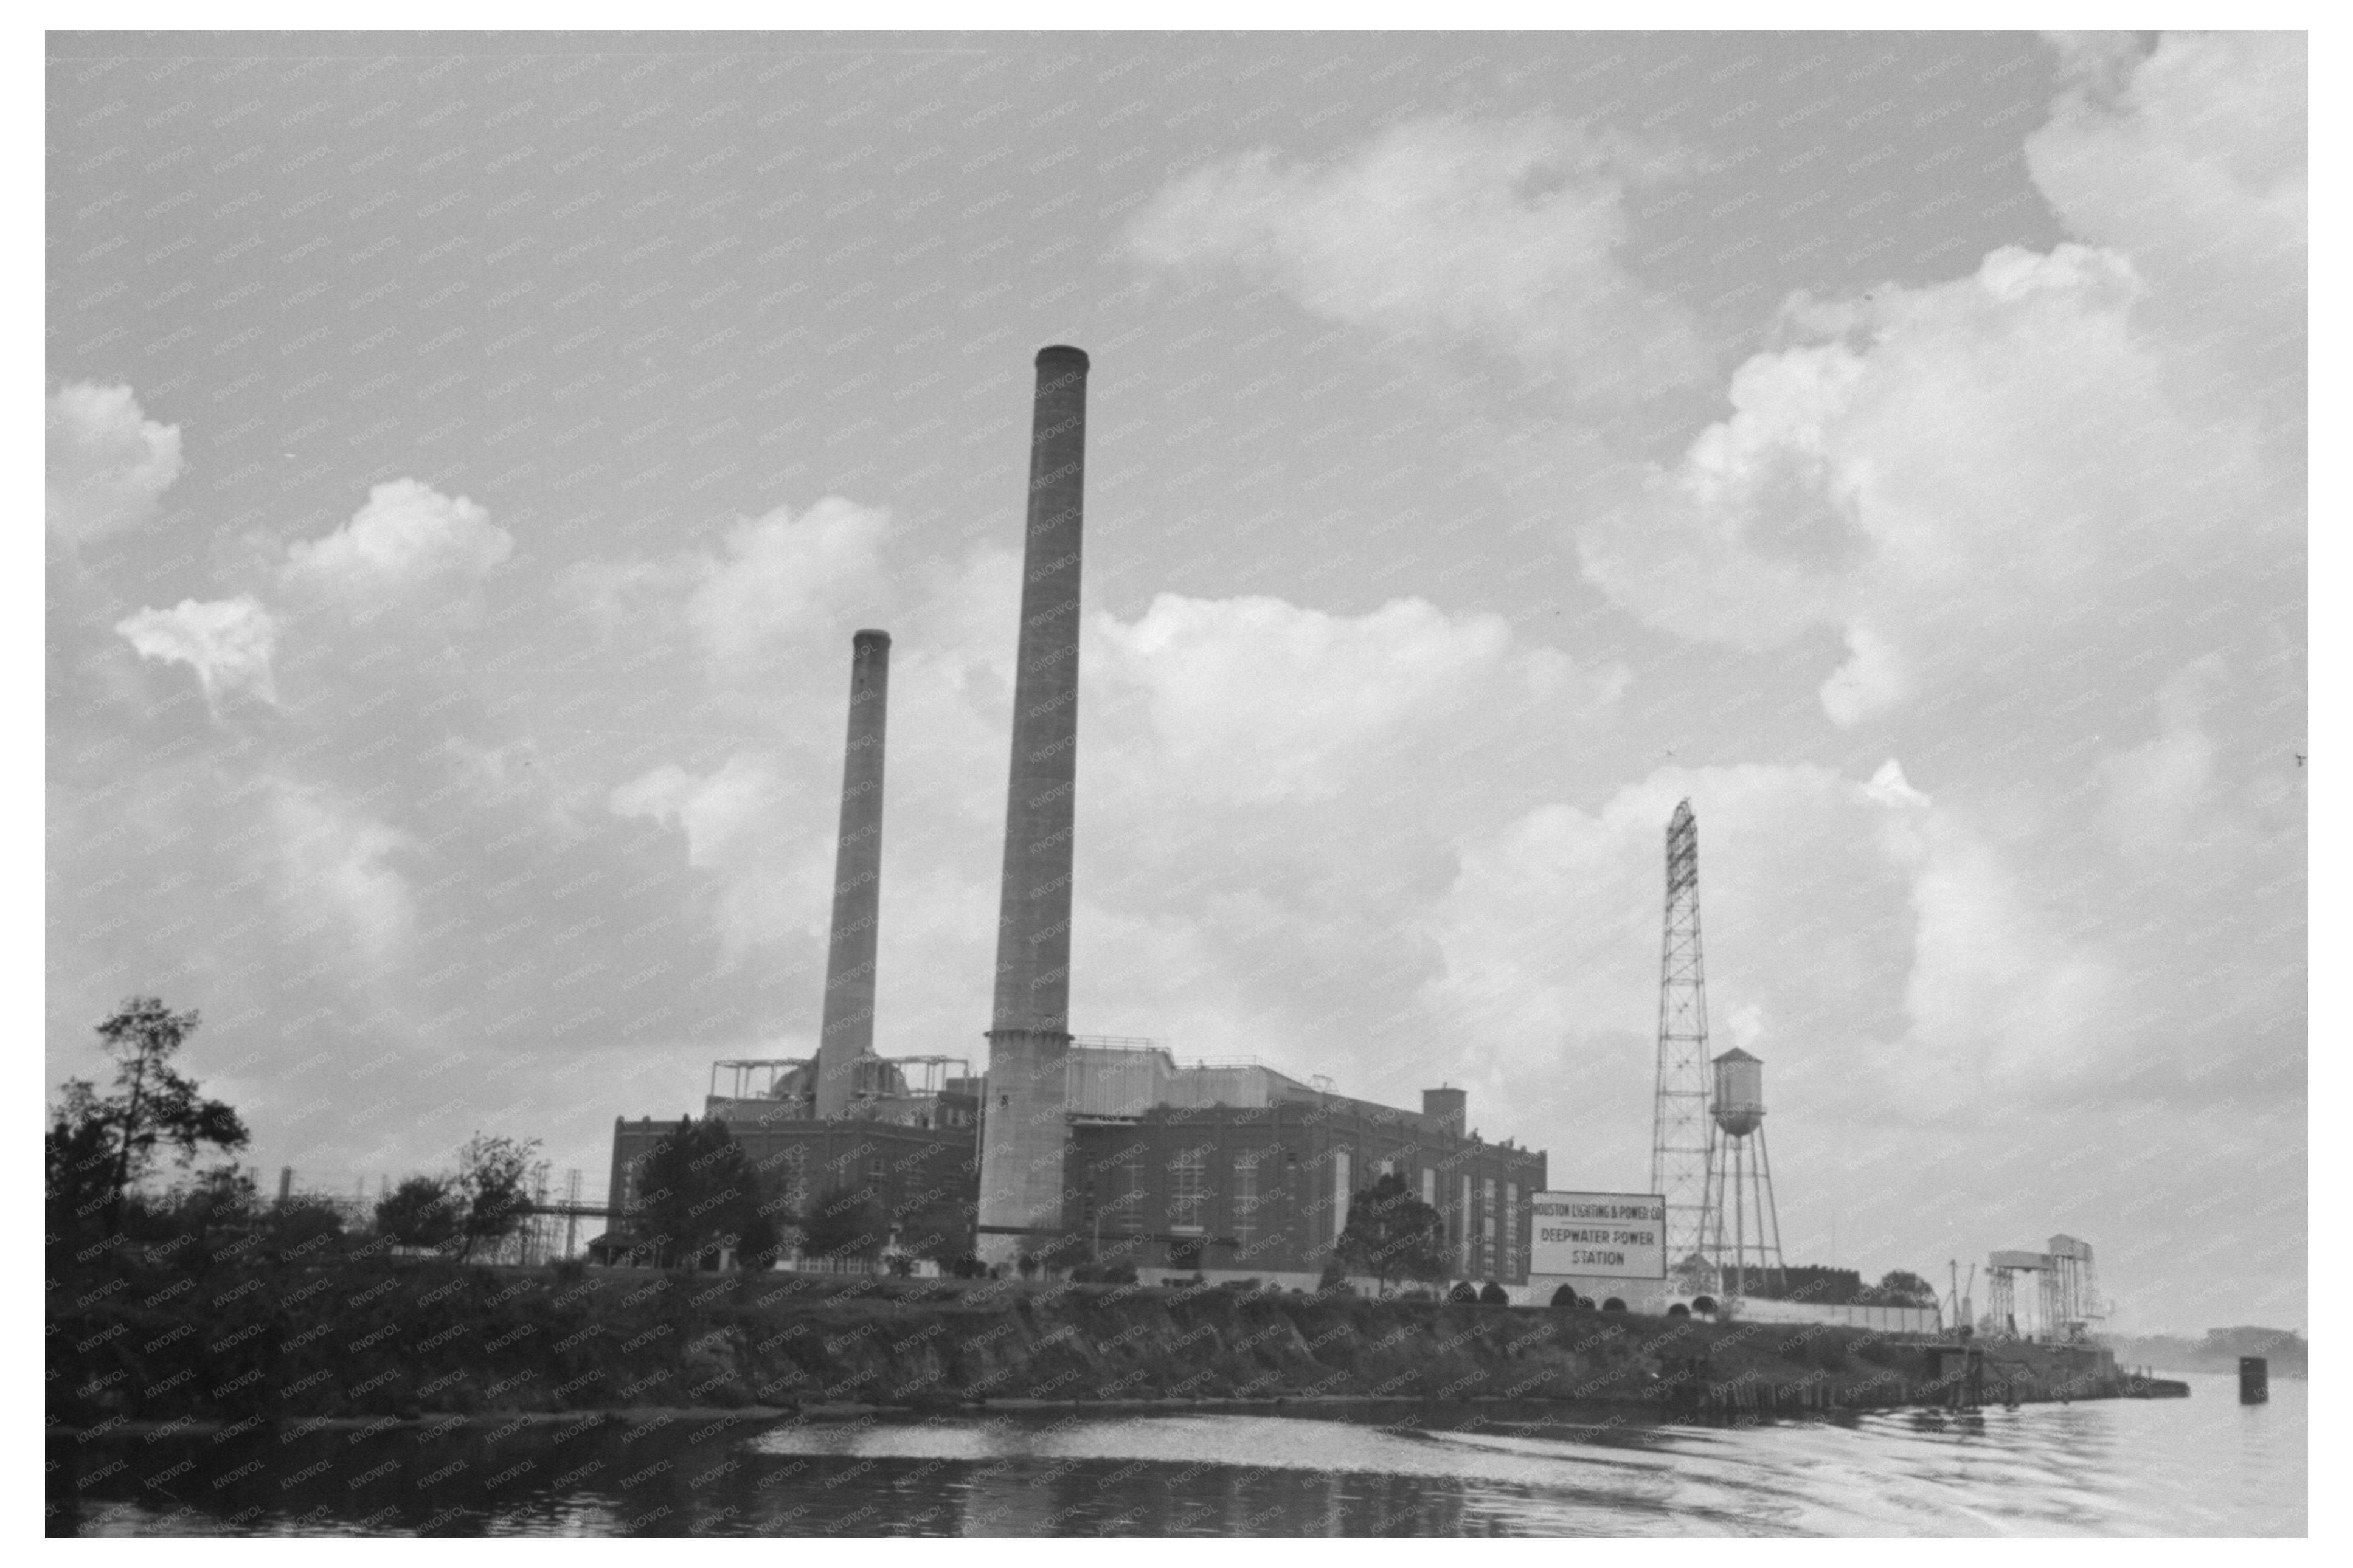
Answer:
51 1261 2133 1432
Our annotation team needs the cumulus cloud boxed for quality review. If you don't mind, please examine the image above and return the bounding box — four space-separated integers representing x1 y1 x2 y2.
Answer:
1045 587 1629 1089
2027 31 2304 361
114 596 282 709
1090 592 1608 806
2097 655 2225 857
1418 758 2127 1166
1424 764 1902 1071
560 552 707 642
1882 795 2118 1094
1128 116 1708 402
684 497 892 674
559 496 895 689
280 478 513 609
47 382 182 542
580 520 1005 984
1579 243 2276 725
268 781 418 970
1574 34 2301 732
437 736 600 838
116 595 282 710
611 753 827 964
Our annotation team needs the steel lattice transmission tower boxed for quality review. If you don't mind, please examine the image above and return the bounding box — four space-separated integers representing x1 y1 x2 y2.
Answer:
1649 800 1715 1282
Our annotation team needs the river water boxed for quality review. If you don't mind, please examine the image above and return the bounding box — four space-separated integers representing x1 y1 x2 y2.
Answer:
66 1372 2303 1537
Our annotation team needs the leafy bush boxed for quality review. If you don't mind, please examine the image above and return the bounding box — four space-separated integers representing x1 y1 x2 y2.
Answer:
1479 1281 1509 1305
376 1175 460 1251
263 1196 347 1263
1550 1284 1579 1308
1448 1281 1480 1304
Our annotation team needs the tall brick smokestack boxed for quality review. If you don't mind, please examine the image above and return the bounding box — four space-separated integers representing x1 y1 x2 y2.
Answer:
813 629 890 1120
976 345 1088 1268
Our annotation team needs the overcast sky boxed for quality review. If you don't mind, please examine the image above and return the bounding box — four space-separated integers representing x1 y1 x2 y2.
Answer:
47 30 2304 1331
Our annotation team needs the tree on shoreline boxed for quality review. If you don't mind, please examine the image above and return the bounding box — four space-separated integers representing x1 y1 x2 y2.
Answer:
891 1184 976 1272
1332 1172 1445 1293
799 1183 885 1269
630 1117 780 1269
1868 1269 1939 1307
46 996 248 1239
454 1133 545 1262
375 1174 462 1252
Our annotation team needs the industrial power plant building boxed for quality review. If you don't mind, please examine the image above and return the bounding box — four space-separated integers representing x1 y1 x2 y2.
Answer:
592 346 1547 1289
600 1048 1542 1290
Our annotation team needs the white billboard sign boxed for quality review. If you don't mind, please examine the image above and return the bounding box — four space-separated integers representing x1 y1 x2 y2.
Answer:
1531 1192 1666 1280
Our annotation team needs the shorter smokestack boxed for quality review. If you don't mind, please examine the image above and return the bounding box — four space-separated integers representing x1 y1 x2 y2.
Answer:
814 629 890 1120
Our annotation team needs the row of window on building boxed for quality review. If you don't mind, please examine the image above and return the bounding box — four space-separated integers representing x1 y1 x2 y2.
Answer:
1076 1144 1522 1279
609 1108 1546 1283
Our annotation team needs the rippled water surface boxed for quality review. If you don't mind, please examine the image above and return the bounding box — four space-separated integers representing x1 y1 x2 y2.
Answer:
68 1372 2303 1537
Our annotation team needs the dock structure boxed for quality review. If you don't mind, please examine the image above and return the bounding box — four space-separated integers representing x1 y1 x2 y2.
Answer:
1984 1235 2104 1341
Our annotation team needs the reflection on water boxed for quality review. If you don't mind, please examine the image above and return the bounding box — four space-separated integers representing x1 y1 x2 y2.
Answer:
68 1373 2303 1538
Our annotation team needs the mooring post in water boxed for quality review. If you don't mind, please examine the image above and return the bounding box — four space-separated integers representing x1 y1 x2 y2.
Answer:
2240 1356 2268 1404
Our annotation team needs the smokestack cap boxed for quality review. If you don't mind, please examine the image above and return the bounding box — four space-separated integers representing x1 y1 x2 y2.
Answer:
1034 345 1090 370
853 629 892 648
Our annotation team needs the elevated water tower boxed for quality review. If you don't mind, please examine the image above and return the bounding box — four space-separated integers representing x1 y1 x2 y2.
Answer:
1700 1047 1785 1297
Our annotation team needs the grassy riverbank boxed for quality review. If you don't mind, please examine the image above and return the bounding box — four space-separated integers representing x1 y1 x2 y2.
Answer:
50 1257 2121 1430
